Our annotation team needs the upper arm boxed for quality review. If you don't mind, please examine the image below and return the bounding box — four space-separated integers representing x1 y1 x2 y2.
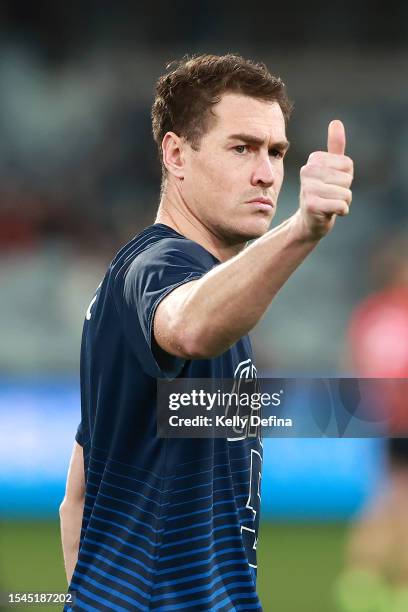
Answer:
153 279 199 358
61 441 85 506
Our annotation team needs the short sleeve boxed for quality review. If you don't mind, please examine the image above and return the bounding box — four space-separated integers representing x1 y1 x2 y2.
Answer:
75 421 83 446
113 237 215 379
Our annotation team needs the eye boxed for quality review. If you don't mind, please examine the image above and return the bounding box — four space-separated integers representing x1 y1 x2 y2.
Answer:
234 145 249 154
269 149 284 159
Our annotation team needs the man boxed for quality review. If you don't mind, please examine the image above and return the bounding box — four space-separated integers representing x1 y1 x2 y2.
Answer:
60 53 353 610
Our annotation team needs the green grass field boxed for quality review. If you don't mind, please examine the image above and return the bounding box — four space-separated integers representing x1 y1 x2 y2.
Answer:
0 520 347 611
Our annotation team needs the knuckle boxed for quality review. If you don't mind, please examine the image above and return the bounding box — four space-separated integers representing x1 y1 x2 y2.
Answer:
345 156 354 171
308 151 323 164
302 184 318 201
337 201 349 215
306 204 315 215
308 163 323 176
301 186 310 200
306 200 319 215
301 163 318 178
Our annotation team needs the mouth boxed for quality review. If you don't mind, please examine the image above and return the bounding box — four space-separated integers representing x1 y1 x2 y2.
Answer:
246 197 274 211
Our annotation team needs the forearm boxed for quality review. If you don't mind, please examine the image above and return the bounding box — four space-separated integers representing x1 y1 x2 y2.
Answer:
59 499 84 586
169 212 319 357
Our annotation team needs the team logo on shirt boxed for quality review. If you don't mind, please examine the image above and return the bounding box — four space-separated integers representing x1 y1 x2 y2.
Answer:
241 447 262 568
227 358 260 441
226 358 262 568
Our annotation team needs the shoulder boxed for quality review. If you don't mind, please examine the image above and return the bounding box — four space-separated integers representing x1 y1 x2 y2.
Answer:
134 235 214 268
111 225 216 306
121 226 217 281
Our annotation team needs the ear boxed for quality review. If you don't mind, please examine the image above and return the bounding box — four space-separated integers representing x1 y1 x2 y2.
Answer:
162 132 185 180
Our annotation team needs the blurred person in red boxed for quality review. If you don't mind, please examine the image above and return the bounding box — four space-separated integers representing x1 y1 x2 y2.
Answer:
349 237 408 446
335 235 408 612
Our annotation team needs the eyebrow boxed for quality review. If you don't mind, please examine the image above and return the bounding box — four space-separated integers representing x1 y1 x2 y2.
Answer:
227 133 290 152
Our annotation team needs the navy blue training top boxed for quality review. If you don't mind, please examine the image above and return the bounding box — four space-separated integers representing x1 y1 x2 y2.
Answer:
68 223 263 611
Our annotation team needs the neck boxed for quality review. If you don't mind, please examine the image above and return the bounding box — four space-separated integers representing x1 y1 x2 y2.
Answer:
155 179 246 263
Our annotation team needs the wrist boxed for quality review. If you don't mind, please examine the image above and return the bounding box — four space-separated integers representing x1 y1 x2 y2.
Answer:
288 210 323 245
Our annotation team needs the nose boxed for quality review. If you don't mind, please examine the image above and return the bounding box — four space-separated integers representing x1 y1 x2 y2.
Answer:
250 156 275 188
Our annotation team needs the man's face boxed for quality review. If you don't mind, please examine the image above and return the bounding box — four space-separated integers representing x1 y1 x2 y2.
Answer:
180 93 289 244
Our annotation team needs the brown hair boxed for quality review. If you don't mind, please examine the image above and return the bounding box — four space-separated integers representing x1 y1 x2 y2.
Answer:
151 53 293 171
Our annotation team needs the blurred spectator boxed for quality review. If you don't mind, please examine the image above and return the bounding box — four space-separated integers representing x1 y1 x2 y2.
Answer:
335 236 408 612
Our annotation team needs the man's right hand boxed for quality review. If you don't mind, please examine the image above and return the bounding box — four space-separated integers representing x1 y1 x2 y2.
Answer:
295 120 354 241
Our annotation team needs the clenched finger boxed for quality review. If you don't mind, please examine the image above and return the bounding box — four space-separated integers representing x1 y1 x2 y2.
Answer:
305 181 352 205
307 151 354 174
300 164 353 188
313 197 350 216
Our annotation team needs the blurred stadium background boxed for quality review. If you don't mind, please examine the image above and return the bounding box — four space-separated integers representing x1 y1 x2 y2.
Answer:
0 1 407 610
